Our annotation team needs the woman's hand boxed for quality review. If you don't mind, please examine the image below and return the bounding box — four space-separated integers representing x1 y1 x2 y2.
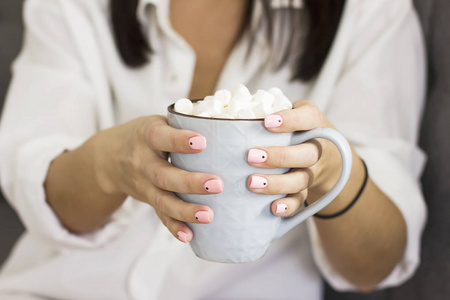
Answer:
247 100 344 216
94 115 223 243
247 100 407 290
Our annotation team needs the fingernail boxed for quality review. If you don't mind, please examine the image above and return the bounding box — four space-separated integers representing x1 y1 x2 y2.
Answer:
265 114 283 128
195 211 211 223
276 203 288 214
248 149 268 163
249 175 268 189
177 231 188 243
203 179 223 193
188 136 207 150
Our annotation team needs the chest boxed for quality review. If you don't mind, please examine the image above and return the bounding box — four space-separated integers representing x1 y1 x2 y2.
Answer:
169 0 250 99
107 4 310 124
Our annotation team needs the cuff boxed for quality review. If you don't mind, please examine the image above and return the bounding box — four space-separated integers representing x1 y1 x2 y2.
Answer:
11 135 133 249
307 143 427 291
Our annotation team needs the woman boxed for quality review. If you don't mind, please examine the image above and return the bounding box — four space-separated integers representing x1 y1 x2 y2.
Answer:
0 0 426 299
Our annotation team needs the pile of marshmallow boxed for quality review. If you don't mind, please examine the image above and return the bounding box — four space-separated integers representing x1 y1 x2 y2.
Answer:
174 84 293 119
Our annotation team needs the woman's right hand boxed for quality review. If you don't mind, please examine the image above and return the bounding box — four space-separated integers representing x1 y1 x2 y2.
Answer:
94 115 223 243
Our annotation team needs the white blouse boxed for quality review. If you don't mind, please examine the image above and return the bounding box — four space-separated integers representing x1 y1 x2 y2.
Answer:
0 0 427 299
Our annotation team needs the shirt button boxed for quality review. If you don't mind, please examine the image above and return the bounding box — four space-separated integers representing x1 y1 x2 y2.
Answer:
170 73 178 82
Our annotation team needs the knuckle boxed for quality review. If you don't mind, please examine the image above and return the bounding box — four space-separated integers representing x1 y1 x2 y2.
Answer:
155 211 167 227
317 139 326 160
304 103 322 127
299 172 309 190
276 149 289 167
293 99 309 108
154 192 166 213
134 117 148 141
163 217 175 233
306 168 315 187
148 125 161 149
307 143 320 165
301 189 308 202
128 175 141 195
173 206 187 222
128 149 142 172
169 130 181 152
184 173 197 193
154 168 168 189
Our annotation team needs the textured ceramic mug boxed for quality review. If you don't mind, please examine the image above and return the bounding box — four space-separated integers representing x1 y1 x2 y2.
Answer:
168 104 352 263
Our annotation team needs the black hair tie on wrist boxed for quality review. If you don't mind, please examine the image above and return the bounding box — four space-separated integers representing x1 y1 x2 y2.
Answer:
304 159 368 219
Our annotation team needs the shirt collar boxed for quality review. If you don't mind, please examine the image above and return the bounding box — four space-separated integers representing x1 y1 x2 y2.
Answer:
137 0 305 26
137 0 167 25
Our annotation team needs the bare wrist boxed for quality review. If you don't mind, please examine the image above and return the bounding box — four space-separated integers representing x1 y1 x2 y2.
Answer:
90 128 127 198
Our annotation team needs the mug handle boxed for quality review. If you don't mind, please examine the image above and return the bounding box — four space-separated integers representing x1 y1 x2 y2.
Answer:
274 127 353 239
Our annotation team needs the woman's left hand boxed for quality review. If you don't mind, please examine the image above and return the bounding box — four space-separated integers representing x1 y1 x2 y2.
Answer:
247 100 343 216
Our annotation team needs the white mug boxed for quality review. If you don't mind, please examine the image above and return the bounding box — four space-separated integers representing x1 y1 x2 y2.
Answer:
168 104 352 263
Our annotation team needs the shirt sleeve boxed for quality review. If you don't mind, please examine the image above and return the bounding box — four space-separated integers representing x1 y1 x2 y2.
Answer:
0 0 132 249
306 0 428 291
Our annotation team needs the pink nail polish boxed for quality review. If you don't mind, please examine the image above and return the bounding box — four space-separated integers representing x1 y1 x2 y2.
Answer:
195 211 211 223
265 115 283 128
203 179 223 193
276 203 288 214
249 175 268 189
248 149 268 163
188 136 207 150
177 231 188 243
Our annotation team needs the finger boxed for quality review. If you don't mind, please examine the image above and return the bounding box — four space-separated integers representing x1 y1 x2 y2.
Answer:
157 211 193 243
141 115 207 153
149 188 214 224
247 140 322 169
271 190 308 217
248 169 314 195
147 159 224 194
264 100 323 133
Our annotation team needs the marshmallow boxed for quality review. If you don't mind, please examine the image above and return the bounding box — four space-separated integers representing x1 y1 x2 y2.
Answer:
174 98 194 115
252 101 273 118
267 87 284 97
236 109 256 119
193 100 207 115
231 84 252 102
226 99 253 116
203 95 215 102
268 87 293 109
214 89 232 106
196 111 212 118
232 84 252 96
193 97 223 116
273 95 293 109
203 97 224 116
215 113 235 119
232 92 252 103
174 85 292 119
252 90 275 107
272 105 289 113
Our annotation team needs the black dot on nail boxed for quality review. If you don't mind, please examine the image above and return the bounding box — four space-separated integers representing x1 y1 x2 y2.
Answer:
262 156 265 159
285 207 288 210
263 183 267 185
196 217 198 220
206 187 209 190
190 142 193 145
278 120 281 122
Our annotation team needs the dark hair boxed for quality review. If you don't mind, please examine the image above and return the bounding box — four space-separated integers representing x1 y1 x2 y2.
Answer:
110 0 345 81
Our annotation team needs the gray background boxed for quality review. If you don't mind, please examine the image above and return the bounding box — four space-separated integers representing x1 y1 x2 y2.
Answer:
0 0 25 264
0 0 449 299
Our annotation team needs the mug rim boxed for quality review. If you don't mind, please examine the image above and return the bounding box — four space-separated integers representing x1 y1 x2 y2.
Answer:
167 100 264 122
